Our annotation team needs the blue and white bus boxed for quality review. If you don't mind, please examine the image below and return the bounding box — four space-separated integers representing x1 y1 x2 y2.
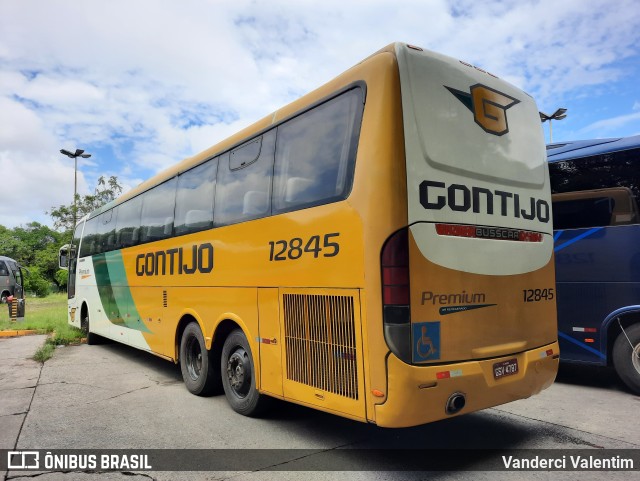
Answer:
548 135 640 393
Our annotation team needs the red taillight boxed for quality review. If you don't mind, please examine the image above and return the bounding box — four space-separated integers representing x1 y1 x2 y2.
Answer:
381 229 409 306
383 285 410 305
381 228 412 363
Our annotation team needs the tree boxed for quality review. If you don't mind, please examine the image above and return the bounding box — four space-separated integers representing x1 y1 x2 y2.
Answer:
48 175 123 233
0 222 67 296
23 265 51 297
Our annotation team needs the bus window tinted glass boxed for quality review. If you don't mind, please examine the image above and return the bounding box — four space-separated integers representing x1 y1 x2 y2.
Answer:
140 178 177 243
553 197 614 230
230 138 261 170
273 88 363 213
175 159 217 235
549 148 640 207
215 131 275 226
96 209 118 253
80 216 99 257
116 195 143 249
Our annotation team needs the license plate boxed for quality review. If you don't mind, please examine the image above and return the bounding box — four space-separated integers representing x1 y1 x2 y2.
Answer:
493 358 519 380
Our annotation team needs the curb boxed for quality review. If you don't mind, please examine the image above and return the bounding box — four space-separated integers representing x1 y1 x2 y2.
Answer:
0 329 45 338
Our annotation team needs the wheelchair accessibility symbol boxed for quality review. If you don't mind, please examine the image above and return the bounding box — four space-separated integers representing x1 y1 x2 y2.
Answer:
412 321 441 362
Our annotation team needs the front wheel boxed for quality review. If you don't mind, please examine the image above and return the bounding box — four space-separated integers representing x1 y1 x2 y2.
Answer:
221 329 269 416
80 310 100 345
613 323 640 394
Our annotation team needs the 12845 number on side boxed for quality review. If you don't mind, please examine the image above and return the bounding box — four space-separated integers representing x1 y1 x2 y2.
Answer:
269 233 340 261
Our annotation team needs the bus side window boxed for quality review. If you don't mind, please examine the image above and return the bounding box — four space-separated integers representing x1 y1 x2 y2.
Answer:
0 261 8 277
115 195 142 249
174 158 217 236
552 196 613 230
273 88 363 214
95 209 118 254
552 187 637 230
215 131 275 226
139 178 177 244
79 216 100 258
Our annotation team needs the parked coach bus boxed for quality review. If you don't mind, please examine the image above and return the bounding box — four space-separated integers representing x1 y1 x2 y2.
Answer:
548 135 640 394
60 43 559 427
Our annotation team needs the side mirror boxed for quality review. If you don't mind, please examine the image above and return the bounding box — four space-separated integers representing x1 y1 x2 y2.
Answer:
59 244 69 270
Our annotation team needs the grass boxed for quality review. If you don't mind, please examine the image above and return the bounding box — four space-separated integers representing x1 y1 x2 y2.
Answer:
1 293 85 362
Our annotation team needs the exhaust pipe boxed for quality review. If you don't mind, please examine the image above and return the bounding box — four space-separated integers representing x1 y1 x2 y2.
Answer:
445 392 466 415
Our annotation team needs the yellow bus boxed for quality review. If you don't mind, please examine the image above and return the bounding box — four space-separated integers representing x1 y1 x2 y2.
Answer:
61 43 559 427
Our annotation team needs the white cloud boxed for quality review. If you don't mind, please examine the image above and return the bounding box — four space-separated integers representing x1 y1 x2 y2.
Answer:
581 111 640 135
0 0 640 228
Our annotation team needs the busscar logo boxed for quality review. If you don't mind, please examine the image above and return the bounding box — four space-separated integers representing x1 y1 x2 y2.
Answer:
446 84 520 136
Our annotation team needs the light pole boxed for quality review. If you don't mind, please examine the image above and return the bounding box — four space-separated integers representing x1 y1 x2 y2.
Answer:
60 148 91 228
539 108 567 143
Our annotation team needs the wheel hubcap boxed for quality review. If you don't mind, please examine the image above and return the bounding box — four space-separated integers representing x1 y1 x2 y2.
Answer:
227 348 250 398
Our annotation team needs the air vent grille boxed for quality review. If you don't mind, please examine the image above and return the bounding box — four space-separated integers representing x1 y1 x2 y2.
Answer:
283 294 358 400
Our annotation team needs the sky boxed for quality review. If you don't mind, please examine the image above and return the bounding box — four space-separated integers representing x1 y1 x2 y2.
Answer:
1 0 639 229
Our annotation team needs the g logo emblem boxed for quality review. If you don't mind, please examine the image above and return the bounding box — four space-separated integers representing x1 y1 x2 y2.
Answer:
446 84 520 136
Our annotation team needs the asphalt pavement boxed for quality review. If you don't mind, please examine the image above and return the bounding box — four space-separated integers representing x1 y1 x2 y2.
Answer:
1 335 638 481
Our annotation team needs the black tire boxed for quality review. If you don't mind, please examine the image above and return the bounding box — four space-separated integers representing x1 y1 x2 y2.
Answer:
1 291 8 304
613 323 640 394
180 322 219 396
80 309 100 345
221 329 269 416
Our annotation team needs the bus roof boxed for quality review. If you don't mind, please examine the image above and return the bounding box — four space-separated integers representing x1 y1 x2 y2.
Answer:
547 135 640 162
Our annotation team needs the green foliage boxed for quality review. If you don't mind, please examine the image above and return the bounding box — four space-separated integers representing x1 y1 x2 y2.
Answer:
33 343 55 363
48 175 123 233
23 266 51 297
55 269 68 290
0 222 63 265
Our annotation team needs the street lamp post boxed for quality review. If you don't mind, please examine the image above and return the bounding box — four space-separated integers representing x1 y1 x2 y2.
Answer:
60 148 91 228
539 108 567 143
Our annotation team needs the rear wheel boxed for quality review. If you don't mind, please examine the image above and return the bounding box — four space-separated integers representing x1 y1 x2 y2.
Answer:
179 322 219 396
221 329 269 416
613 323 640 394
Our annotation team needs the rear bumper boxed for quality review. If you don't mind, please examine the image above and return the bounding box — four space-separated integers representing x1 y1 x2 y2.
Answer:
374 342 559 428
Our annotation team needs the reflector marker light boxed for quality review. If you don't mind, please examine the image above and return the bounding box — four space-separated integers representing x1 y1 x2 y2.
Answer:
540 349 554 358
255 337 277 345
572 327 597 333
435 223 543 242
585 338 595 343
436 369 463 380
